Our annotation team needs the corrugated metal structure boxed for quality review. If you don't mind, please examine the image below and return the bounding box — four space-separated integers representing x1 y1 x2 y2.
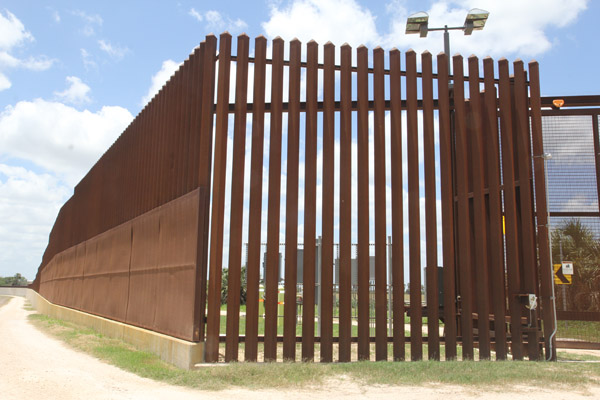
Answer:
32 33 557 362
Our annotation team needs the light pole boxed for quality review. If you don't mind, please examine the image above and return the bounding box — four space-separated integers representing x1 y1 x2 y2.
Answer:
405 9 490 76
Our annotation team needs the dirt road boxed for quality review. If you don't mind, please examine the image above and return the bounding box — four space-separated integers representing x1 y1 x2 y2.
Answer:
0 295 598 399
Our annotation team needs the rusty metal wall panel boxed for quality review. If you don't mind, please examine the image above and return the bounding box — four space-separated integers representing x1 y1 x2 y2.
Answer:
390 48 405 361
40 189 201 342
529 61 557 360
81 237 98 313
356 44 370 361
244 35 267 362
406 49 423 361
127 204 160 330
104 223 132 322
452 54 475 360
468 55 492 360
71 242 86 310
498 58 525 360
338 43 353 363
87 223 130 321
154 190 200 340
283 38 301 362
373 46 387 361
225 33 250 362
482 57 508 360
422 51 440 361
320 41 335 363
206 32 232 363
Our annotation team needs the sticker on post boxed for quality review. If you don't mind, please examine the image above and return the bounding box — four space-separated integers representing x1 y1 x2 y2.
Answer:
562 261 574 275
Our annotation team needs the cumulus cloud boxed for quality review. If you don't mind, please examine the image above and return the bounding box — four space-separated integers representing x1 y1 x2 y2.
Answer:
188 9 248 33
0 96 133 278
261 0 587 58
98 39 129 60
0 10 33 50
262 0 379 48
140 59 180 106
382 0 588 57
0 99 133 186
54 76 92 106
0 164 70 279
0 10 54 91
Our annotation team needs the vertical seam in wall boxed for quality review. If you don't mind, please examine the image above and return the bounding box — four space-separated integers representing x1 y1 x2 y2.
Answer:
125 224 134 323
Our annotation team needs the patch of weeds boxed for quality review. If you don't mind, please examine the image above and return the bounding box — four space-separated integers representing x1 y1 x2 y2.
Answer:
558 351 600 362
27 312 600 393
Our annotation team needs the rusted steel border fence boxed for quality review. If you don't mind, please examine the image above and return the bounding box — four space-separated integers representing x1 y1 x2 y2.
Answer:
33 33 556 362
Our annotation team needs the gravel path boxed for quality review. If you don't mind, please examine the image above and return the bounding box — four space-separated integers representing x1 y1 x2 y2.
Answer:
0 295 598 400
0 296 201 400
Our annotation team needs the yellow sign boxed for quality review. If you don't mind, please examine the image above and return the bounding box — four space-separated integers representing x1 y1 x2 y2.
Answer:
554 263 572 285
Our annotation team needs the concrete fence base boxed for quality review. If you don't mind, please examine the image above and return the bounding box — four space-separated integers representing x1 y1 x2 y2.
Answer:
0 288 204 369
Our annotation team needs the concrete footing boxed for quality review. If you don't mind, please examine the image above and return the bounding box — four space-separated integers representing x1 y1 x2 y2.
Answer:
0 288 204 369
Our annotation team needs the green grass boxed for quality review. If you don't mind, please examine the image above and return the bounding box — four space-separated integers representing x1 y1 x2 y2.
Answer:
558 351 600 362
27 311 600 392
557 320 600 342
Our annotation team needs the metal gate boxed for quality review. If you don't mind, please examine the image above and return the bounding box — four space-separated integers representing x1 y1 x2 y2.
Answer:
201 33 555 362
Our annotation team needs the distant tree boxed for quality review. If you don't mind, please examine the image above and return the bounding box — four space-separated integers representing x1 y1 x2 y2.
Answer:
0 273 28 287
221 266 248 306
551 219 600 311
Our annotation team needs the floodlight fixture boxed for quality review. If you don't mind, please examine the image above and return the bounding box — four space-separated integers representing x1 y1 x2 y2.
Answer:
464 8 489 35
405 12 429 37
405 8 489 77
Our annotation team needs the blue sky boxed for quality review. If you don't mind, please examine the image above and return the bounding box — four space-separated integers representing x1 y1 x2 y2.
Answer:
0 0 594 280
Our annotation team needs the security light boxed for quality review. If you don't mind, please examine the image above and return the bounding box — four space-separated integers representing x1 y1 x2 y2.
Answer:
405 12 429 37
405 8 489 77
464 8 489 35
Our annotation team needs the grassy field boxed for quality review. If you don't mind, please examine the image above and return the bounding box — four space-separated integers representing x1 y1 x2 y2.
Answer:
557 320 600 342
28 312 600 392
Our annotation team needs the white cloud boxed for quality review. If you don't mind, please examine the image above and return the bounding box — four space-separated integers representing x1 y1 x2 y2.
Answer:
205 10 223 26
382 0 588 57
0 10 33 50
0 10 54 91
261 0 587 59
80 48 97 70
54 76 92 106
0 97 133 279
140 59 180 106
52 11 61 23
262 0 379 48
0 72 10 90
98 39 129 60
0 164 70 280
189 8 203 22
0 99 133 186
72 10 103 36
188 9 248 33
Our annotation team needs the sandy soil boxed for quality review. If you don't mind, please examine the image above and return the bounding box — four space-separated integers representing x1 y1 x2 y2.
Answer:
1 295 599 400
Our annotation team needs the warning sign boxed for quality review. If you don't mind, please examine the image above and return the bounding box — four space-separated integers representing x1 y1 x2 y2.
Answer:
554 263 572 285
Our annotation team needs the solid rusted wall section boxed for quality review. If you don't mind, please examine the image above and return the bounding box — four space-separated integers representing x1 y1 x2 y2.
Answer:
38 189 202 341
